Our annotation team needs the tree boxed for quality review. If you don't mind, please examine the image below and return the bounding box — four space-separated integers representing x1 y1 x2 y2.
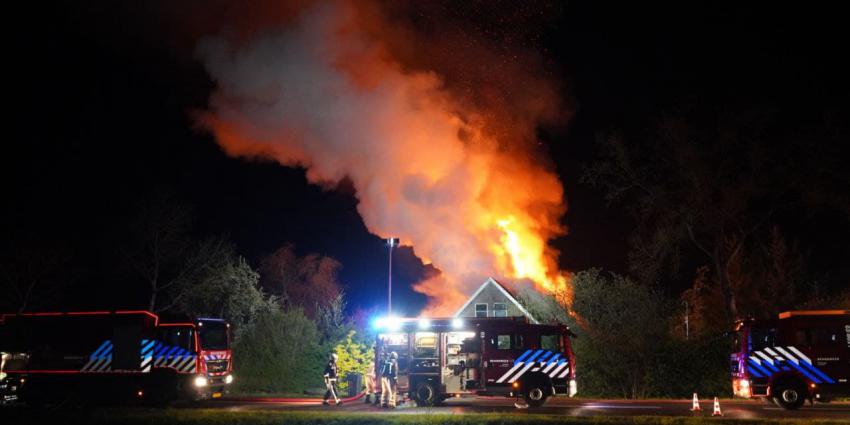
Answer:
123 196 237 313
0 233 71 312
259 244 343 318
566 269 669 399
681 226 813 336
176 255 277 336
581 108 842 323
317 292 351 347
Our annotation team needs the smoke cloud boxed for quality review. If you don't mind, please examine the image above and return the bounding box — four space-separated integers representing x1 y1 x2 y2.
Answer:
196 1 569 314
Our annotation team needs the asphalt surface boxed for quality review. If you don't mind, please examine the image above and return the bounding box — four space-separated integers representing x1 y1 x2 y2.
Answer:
208 396 850 419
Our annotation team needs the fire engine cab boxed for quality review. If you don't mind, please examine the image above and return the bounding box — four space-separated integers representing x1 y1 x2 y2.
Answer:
374 317 577 407
730 310 850 410
0 311 233 406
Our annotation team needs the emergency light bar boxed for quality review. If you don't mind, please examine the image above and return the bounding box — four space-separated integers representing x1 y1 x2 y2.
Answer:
373 317 472 332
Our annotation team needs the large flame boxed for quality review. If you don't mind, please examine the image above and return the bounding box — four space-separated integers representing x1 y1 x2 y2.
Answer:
196 1 570 313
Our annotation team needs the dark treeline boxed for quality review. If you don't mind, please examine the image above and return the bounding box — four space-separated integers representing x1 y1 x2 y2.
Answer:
520 103 850 398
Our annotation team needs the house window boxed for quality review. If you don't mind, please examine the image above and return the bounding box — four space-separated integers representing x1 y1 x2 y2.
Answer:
493 303 507 317
475 303 488 317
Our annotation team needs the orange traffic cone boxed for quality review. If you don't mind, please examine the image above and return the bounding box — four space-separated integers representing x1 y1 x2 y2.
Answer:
690 393 701 412
712 397 722 416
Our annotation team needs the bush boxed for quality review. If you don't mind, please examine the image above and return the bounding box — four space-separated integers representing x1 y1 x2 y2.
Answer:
231 307 325 393
333 330 373 393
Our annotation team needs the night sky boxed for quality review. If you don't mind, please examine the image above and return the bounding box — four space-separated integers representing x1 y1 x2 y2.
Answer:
5 1 849 315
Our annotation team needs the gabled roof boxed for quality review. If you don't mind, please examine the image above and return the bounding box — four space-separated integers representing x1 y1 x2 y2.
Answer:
454 277 538 324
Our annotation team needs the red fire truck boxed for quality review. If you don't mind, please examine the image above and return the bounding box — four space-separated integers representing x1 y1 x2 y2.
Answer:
729 310 849 410
0 310 233 406
374 316 577 407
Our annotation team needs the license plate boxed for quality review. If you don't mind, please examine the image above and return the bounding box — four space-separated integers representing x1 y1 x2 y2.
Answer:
212 392 222 398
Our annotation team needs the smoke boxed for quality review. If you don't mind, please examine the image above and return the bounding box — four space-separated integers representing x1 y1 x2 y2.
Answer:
196 1 569 314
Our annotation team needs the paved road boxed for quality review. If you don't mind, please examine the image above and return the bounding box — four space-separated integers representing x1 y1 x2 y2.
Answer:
208 396 850 419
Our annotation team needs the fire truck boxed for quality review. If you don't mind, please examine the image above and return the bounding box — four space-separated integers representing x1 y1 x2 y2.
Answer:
0 310 233 406
374 316 577 407
729 310 849 410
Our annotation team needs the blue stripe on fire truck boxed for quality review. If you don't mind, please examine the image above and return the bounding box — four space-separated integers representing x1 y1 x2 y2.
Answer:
496 350 570 384
81 339 196 373
746 346 834 384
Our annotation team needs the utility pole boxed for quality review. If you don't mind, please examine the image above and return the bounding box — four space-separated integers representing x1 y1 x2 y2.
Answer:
386 237 399 316
683 300 690 340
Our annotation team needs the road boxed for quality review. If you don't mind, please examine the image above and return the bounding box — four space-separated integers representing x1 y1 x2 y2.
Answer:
208 396 850 419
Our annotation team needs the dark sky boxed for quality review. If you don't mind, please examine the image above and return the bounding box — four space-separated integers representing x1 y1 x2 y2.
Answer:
5 1 849 315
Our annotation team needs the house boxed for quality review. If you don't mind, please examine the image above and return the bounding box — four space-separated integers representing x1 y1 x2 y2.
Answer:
453 277 538 324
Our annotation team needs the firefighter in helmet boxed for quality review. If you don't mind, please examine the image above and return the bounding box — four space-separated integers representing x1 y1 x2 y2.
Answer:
380 351 399 408
322 353 342 406
374 351 388 405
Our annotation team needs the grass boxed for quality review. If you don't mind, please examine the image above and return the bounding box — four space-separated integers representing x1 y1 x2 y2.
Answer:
2 408 849 425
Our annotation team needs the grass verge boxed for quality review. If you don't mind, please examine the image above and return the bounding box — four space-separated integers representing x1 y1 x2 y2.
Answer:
2 408 849 425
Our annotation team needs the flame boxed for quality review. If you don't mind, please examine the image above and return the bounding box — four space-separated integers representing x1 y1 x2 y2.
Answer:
495 216 567 293
196 0 571 311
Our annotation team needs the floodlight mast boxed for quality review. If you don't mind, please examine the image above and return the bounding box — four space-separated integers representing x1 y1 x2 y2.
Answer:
387 237 399 316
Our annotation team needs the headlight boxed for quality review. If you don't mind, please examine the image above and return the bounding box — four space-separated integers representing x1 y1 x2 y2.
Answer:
740 379 750 388
224 374 234 384
194 376 208 387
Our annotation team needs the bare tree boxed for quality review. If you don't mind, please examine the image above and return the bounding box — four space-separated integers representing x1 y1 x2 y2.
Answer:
0 234 71 312
582 109 800 323
123 196 232 313
259 244 342 318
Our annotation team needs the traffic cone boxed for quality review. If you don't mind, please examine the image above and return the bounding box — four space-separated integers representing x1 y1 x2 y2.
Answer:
712 397 723 417
690 393 701 412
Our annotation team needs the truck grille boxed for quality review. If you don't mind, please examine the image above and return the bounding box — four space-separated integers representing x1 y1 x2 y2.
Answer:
207 359 229 374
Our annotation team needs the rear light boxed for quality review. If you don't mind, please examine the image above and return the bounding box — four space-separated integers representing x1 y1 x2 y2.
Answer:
569 379 578 397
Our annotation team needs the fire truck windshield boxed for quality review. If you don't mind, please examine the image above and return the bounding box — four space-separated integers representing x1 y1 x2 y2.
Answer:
750 327 776 350
199 323 228 350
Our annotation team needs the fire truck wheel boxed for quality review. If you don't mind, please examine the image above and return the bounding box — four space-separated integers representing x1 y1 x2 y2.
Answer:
523 384 549 407
413 381 437 406
771 380 806 410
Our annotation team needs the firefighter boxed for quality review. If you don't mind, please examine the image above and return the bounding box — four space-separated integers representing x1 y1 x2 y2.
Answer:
374 351 388 405
364 354 377 404
381 351 399 408
322 353 342 406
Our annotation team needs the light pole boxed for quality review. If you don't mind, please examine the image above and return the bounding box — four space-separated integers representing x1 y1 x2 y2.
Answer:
386 237 399 316
683 300 689 340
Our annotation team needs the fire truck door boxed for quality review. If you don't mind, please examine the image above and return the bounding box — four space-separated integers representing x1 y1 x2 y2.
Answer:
443 331 476 393
483 332 525 385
